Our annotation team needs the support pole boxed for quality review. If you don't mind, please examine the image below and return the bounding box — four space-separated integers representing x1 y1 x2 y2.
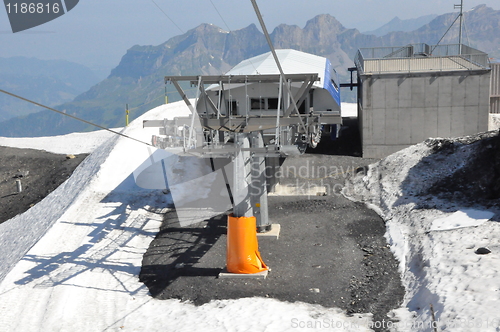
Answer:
455 0 464 51
226 132 268 274
250 132 270 232
232 133 252 218
126 104 129 127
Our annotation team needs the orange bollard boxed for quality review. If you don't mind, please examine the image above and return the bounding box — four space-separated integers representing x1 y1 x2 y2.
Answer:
226 214 268 274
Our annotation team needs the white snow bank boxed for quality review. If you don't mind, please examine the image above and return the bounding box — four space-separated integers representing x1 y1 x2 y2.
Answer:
344 134 500 332
430 209 495 231
0 129 118 154
341 102 357 117
0 100 374 331
0 134 120 283
488 114 500 131
123 298 373 332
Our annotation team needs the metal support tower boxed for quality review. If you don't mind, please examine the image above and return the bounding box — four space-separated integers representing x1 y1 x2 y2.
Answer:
454 0 464 53
250 132 270 232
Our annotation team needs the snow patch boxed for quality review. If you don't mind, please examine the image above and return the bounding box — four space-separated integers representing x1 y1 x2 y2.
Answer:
430 209 494 231
0 129 117 154
341 102 357 117
345 132 500 331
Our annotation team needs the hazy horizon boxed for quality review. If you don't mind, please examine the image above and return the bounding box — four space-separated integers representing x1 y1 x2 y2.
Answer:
1 0 498 77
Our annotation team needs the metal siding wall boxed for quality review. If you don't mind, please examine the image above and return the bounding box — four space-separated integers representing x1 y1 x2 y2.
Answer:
492 99 500 114
491 63 500 114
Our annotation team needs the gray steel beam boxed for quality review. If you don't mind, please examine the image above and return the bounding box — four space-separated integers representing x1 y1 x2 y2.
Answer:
232 133 253 218
250 0 307 133
165 74 319 85
202 114 341 132
250 132 270 232
283 79 316 117
144 114 342 132
199 84 220 116
171 79 196 112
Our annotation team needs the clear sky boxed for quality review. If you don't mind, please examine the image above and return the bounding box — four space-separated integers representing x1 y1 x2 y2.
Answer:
1 0 498 77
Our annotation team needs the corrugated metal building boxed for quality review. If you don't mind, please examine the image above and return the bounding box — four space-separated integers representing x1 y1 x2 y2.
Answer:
489 62 500 130
490 63 500 114
355 43 491 159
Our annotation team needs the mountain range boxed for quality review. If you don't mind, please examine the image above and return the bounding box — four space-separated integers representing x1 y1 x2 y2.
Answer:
0 4 499 137
363 15 438 37
0 57 98 123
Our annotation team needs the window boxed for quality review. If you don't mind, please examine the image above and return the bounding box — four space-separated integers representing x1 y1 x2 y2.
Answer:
251 97 280 110
251 98 265 110
227 100 238 116
267 98 279 109
298 100 306 114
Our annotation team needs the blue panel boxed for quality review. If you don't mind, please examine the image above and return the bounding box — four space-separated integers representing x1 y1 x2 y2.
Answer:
323 59 341 107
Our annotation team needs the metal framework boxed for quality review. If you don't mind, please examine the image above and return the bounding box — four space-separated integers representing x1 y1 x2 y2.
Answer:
144 74 342 154
143 0 342 236
143 71 342 231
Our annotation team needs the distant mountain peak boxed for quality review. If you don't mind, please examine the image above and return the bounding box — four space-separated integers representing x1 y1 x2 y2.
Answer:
472 4 488 10
304 14 345 31
235 23 260 34
197 23 222 30
364 14 438 36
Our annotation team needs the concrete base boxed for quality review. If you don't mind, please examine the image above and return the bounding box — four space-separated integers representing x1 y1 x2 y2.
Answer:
257 223 281 240
218 269 268 279
269 183 327 196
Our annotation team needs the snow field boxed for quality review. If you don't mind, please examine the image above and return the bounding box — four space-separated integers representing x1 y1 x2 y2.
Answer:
0 129 118 155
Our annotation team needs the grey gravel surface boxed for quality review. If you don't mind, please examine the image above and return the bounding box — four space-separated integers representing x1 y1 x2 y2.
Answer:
140 153 405 328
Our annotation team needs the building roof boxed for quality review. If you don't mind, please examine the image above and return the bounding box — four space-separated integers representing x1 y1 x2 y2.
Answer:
356 44 490 75
225 49 329 89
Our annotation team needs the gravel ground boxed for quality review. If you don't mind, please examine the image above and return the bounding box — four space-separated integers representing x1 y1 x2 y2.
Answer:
140 142 406 329
0 146 87 224
140 194 404 321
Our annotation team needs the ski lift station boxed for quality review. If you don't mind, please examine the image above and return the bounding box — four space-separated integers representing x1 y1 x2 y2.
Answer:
141 43 492 276
147 49 342 154
142 48 342 275
200 49 341 118
354 43 491 159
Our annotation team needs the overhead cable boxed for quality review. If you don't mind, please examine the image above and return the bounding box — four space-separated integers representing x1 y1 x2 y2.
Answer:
250 0 307 132
209 0 231 32
150 0 184 34
0 89 153 147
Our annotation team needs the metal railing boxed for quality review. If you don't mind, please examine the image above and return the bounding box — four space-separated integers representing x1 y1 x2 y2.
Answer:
356 43 490 74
